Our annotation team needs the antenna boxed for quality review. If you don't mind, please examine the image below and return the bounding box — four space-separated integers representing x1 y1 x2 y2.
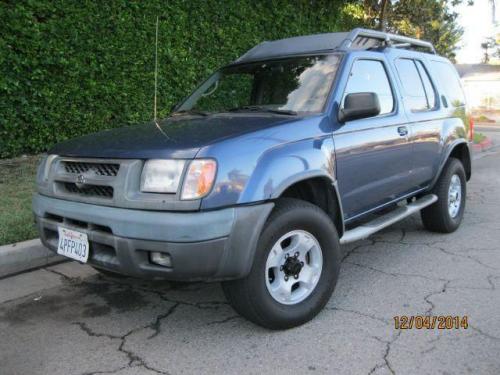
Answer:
151 17 169 139
154 15 159 122
153 16 170 138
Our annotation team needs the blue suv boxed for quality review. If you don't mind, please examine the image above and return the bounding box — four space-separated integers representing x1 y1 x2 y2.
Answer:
34 29 472 329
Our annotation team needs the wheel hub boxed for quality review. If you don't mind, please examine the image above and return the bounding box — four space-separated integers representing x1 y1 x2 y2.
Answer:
281 253 304 279
448 174 462 218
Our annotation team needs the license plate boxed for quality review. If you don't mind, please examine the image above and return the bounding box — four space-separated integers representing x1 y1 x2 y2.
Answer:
57 227 89 263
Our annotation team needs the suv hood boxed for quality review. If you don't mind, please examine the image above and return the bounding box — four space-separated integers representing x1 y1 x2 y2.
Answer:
49 114 297 159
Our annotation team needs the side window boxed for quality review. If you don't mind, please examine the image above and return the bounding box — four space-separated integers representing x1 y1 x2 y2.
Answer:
415 61 437 109
430 61 465 107
343 59 394 115
395 58 429 111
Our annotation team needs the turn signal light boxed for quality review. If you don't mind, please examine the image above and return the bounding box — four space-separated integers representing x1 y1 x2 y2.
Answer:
181 159 217 200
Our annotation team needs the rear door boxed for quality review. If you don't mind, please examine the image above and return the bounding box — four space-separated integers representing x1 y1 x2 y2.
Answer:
393 57 441 188
333 54 414 221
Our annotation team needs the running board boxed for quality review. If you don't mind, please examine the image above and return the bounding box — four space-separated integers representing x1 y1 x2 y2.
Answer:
340 194 438 244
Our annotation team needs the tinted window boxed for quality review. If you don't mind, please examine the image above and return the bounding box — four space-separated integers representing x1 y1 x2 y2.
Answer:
179 54 341 114
415 61 436 109
343 60 394 115
431 61 465 107
395 59 428 111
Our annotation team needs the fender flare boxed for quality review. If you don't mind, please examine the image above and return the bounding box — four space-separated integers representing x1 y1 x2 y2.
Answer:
271 171 346 237
430 139 471 189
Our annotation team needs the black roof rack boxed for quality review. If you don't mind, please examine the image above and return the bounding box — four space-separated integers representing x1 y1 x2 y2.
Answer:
234 28 435 64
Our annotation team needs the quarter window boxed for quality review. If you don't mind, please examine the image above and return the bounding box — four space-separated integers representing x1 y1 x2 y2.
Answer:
395 59 432 111
343 60 394 115
430 61 465 107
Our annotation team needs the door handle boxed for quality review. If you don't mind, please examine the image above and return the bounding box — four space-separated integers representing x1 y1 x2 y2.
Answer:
397 126 408 137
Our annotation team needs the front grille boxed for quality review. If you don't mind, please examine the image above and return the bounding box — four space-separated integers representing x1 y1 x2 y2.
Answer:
62 161 120 177
63 182 114 199
43 157 150 206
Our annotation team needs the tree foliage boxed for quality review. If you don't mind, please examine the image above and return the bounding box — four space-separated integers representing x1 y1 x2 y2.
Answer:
481 37 500 63
0 0 469 157
344 0 471 61
0 0 346 157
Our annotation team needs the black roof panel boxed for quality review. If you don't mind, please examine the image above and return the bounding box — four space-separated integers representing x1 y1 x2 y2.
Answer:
235 32 350 63
234 29 436 64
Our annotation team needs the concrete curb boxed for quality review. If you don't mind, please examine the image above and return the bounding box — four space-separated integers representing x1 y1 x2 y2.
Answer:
0 239 66 278
472 137 494 153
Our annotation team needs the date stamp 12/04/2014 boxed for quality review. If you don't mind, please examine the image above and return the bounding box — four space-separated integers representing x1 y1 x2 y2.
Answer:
393 316 469 330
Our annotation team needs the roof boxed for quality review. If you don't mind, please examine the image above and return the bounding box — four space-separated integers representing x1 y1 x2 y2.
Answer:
236 33 350 63
234 28 436 64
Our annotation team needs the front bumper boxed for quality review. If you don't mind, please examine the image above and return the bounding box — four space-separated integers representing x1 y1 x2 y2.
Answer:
33 194 273 281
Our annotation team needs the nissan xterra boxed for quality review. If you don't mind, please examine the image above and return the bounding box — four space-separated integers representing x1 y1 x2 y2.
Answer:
34 29 472 329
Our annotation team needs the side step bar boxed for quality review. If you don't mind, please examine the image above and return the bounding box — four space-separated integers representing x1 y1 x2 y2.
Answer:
340 194 438 244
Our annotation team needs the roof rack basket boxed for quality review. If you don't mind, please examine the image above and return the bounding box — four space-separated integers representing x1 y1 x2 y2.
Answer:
340 28 436 54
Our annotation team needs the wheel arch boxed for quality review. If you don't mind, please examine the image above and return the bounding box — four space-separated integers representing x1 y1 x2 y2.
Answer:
449 142 472 181
277 175 345 237
431 140 471 189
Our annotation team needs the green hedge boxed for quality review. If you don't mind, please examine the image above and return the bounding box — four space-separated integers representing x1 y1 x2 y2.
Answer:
0 0 351 157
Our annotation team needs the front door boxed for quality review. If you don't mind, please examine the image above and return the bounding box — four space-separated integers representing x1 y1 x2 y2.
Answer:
333 56 414 221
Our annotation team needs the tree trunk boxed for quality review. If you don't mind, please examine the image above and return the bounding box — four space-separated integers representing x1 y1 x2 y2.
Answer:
379 0 389 31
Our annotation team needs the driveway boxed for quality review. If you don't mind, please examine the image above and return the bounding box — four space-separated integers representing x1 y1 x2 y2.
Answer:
1 137 499 375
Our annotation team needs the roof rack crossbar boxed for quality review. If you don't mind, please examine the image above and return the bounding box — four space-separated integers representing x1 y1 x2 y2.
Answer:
340 28 436 54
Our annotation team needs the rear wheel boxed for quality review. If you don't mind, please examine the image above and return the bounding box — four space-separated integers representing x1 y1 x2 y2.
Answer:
421 158 466 233
222 198 341 329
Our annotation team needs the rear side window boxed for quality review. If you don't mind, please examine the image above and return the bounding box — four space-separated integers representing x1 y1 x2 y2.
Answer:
415 61 436 109
430 61 465 107
343 59 394 115
395 58 435 111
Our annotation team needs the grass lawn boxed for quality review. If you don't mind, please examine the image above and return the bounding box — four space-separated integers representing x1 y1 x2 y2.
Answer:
0 155 41 246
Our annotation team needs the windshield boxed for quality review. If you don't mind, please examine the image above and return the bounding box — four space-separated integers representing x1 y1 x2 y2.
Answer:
176 54 341 115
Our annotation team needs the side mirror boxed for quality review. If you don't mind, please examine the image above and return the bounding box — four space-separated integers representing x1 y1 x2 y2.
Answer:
338 92 381 123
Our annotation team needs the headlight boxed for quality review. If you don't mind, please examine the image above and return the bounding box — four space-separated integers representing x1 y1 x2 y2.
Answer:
181 159 217 200
37 154 58 182
140 159 185 193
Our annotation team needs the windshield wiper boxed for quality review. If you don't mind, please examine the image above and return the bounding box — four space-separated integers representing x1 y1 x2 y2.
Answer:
228 106 297 116
172 109 209 117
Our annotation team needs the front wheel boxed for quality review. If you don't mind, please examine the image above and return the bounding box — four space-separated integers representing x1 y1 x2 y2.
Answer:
421 158 466 233
222 198 341 329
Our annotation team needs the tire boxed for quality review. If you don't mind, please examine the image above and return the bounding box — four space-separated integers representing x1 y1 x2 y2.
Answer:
421 157 466 233
222 198 341 330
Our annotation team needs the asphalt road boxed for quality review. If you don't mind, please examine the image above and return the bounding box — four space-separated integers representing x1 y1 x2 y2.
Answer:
1 135 499 375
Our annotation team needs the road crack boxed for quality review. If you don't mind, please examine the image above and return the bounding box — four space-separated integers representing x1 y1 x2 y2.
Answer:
423 280 451 316
325 306 389 324
73 302 179 375
430 245 500 272
147 302 180 339
368 330 401 375
206 315 242 326
469 325 500 341
342 240 376 261
344 261 447 282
